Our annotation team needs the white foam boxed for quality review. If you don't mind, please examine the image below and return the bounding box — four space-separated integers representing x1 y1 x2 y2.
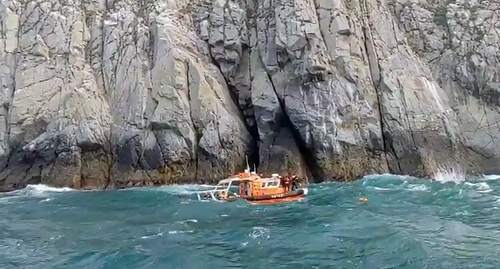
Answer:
157 184 216 195
367 182 429 192
167 230 193 234
0 184 75 203
464 182 493 193
7 184 75 197
141 232 164 239
178 219 198 224
372 186 392 191
481 174 500 181
493 196 500 205
40 198 53 203
140 228 195 239
363 173 415 181
26 184 74 193
0 195 22 204
407 184 429 192
248 227 271 240
475 182 492 193
432 167 466 183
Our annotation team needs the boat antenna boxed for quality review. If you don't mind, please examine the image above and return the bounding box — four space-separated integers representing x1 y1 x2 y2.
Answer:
245 155 250 172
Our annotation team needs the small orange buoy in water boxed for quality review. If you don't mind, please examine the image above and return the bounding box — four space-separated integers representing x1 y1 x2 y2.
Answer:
359 197 368 203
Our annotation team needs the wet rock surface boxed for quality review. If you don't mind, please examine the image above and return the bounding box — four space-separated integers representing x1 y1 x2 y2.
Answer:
0 0 498 189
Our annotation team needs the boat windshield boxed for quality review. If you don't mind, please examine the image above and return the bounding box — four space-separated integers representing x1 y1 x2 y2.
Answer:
215 183 230 190
214 179 242 192
228 184 240 193
260 178 280 188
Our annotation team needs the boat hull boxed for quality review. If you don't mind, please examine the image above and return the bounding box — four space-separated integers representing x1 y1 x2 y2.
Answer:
245 189 305 205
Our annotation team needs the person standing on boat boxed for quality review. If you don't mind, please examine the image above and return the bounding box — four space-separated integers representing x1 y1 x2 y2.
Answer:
283 175 291 192
291 174 298 191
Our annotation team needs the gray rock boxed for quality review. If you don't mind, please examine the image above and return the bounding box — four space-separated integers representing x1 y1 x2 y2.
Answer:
0 0 498 189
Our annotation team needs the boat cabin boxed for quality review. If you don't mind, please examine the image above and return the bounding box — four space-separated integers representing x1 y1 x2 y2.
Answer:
237 173 284 197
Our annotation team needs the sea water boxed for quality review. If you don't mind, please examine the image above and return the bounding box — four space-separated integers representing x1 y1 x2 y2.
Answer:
1 172 500 268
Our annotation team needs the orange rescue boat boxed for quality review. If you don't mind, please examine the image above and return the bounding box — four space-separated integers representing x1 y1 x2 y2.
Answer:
195 166 308 205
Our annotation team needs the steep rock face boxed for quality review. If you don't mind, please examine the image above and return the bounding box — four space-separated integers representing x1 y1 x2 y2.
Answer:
197 0 500 179
0 0 498 190
0 0 251 190
397 0 500 172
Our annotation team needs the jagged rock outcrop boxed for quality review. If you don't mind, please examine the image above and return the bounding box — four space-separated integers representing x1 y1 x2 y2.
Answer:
0 0 252 190
0 0 498 190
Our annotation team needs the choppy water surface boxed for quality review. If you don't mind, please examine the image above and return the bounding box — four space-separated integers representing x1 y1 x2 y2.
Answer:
2 173 500 268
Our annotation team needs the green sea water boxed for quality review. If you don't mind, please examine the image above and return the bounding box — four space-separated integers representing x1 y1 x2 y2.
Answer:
1 173 500 268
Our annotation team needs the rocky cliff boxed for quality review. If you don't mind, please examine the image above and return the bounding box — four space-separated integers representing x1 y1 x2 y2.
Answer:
0 0 498 190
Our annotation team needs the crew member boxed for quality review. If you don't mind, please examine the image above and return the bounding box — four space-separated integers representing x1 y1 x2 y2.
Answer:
219 190 228 200
291 174 298 191
283 175 290 191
